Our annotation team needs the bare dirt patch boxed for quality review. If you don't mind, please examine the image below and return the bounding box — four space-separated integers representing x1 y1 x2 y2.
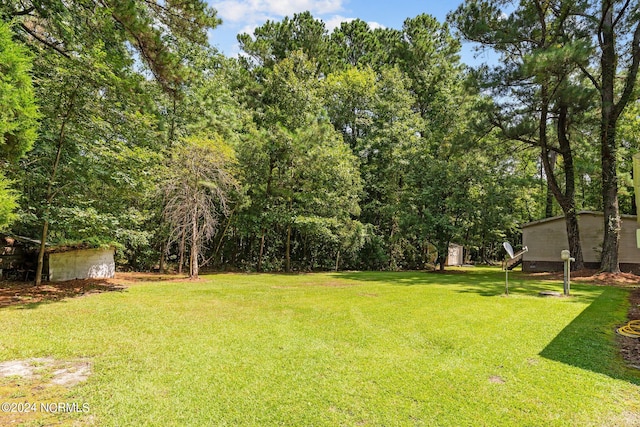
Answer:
0 357 53 378
0 278 126 309
527 269 640 286
358 293 378 297
0 358 91 387
0 271 194 309
489 375 506 384
107 271 190 285
312 281 361 288
0 358 92 426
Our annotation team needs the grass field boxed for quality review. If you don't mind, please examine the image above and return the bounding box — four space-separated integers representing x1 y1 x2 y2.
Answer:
1 268 639 426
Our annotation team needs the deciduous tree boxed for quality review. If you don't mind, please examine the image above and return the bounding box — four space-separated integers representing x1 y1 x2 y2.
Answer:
0 21 38 229
162 135 239 279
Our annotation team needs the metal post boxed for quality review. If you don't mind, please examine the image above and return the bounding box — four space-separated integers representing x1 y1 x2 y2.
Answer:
560 250 574 296
505 267 509 296
564 257 569 296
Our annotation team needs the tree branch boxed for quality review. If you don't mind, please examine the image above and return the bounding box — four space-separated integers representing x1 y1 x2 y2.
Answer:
613 19 640 120
578 62 600 91
19 23 70 59
613 0 632 28
597 0 614 48
9 6 35 16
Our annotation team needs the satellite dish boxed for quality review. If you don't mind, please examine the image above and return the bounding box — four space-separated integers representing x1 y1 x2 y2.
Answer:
503 242 515 259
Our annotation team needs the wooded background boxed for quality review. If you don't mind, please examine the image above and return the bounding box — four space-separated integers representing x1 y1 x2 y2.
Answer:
1 0 639 277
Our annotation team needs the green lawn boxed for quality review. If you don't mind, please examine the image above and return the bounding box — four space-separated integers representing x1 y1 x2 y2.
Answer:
1 268 640 426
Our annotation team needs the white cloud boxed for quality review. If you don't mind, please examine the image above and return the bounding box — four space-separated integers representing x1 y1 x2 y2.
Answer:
323 15 386 33
210 0 386 55
367 21 385 30
269 0 343 16
212 0 251 22
213 0 345 23
323 15 354 32
238 23 261 37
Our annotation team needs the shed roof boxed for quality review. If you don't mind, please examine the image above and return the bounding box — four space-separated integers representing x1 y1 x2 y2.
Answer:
45 244 115 254
0 234 48 247
521 211 637 229
0 234 113 253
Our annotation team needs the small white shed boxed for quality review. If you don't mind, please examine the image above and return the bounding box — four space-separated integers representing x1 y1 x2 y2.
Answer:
47 247 115 282
446 244 464 266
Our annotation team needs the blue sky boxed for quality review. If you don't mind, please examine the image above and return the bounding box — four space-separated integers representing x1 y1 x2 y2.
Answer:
207 0 496 66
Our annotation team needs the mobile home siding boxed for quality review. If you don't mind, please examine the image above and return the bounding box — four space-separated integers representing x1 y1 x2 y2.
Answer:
522 212 640 273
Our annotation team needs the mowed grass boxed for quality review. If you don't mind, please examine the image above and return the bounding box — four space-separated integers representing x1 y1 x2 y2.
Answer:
1 268 640 426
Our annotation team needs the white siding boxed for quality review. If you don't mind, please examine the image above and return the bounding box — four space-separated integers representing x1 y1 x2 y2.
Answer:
446 245 463 266
48 248 115 282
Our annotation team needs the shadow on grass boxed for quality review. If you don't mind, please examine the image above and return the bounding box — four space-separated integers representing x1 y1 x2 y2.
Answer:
334 270 638 383
540 287 640 385
0 279 126 310
333 269 581 299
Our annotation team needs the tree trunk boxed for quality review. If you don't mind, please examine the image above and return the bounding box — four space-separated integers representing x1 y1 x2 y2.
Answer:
437 240 449 271
538 91 585 271
545 151 557 218
34 89 75 285
564 209 584 271
159 241 165 273
285 223 291 273
599 1 620 273
438 251 446 271
557 104 584 270
257 159 274 273
596 1 640 272
190 204 198 279
34 220 49 285
422 241 428 268
600 126 621 273
257 228 266 272
388 218 399 270
190 242 198 278
178 228 185 275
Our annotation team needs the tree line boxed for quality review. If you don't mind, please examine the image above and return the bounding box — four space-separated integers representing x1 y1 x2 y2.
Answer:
0 0 638 278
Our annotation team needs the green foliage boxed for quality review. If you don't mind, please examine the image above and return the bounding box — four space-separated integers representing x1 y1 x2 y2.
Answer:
7 43 165 263
0 0 223 270
2 0 219 92
327 19 382 70
0 21 38 230
0 172 17 230
450 0 606 269
0 7 573 272
236 118 363 270
0 21 39 162
232 11 530 270
237 11 328 72
322 66 377 149
617 99 640 214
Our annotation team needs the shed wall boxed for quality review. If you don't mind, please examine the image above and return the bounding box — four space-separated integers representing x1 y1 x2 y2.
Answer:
48 248 115 282
446 245 463 266
522 212 640 271
522 214 604 263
